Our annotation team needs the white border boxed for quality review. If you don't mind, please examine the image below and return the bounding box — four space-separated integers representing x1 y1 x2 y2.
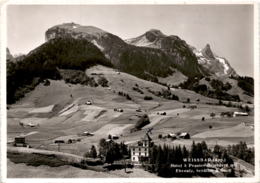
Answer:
0 1 259 183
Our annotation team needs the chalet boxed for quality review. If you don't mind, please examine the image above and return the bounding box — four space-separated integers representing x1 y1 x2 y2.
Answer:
114 108 123 112
130 132 153 164
112 135 119 140
233 112 249 117
27 122 37 127
179 132 190 139
54 140 65 144
86 101 92 105
14 136 27 147
168 133 177 139
83 131 94 136
106 139 113 143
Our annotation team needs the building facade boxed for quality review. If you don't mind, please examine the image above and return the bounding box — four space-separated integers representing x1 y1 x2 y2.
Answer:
130 134 153 164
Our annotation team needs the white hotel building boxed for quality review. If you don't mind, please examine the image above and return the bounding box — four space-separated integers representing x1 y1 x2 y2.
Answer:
130 134 153 164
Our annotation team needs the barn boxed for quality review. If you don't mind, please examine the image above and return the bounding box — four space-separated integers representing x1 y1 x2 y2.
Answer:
179 132 190 139
14 136 26 147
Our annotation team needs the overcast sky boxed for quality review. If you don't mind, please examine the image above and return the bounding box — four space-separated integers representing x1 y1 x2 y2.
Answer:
7 5 254 77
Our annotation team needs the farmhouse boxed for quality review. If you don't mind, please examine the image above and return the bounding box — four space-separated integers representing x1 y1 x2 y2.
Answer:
114 108 123 112
83 131 94 136
86 101 92 105
179 132 190 139
111 135 119 140
27 122 37 127
130 133 153 164
168 133 177 139
14 136 28 147
233 111 249 117
54 140 65 144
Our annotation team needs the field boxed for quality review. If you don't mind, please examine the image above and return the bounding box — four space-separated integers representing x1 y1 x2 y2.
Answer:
7 65 254 177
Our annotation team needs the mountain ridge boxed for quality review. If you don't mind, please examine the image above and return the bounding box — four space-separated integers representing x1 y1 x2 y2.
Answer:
45 23 204 79
7 23 253 104
126 30 237 78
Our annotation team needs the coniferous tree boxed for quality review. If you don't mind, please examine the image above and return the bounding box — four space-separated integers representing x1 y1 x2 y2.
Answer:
98 138 107 157
196 142 204 158
162 144 168 163
190 141 197 158
175 145 183 163
90 145 97 158
105 150 114 164
155 145 163 171
182 146 189 158
168 146 176 164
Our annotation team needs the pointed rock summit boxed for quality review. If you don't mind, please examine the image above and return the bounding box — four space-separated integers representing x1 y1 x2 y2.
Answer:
144 29 165 42
202 44 215 59
146 29 165 36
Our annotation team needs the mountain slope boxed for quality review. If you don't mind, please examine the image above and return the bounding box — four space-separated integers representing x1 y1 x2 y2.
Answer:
126 30 253 101
8 23 252 104
45 23 203 78
7 37 110 104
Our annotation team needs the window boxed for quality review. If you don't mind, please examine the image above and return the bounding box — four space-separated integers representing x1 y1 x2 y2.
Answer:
145 148 147 151
145 152 147 156
139 148 141 151
133 157 135 161
139 152 141 156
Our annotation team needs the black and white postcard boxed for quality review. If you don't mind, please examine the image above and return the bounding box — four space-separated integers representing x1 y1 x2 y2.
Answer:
1 1 259 183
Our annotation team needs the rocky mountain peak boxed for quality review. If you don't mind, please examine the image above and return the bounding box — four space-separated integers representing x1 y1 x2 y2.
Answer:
144 29 165 42
146 29 164 36
201 43 215 59
45 23 108 42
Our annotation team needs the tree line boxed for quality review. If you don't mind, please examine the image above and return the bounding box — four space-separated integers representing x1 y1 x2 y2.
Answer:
179 77 241 102
226 141 254 165
144 141 236 177
84 138 129 165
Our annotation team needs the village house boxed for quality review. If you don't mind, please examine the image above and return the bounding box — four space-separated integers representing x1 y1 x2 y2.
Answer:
168 133 177 139
179 132 190 139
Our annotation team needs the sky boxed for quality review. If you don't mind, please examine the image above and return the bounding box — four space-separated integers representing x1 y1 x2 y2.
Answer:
7 5 254 77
